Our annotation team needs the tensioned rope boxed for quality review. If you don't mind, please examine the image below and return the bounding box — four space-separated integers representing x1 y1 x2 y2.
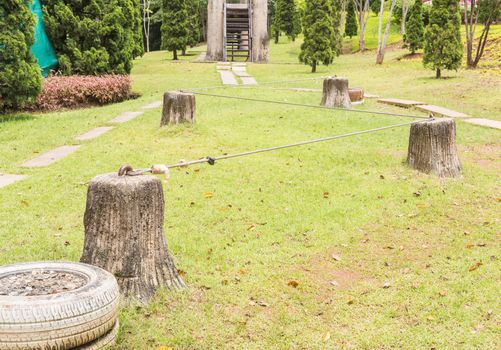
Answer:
182 76 326 92
119 119 432 179
181 91 430 120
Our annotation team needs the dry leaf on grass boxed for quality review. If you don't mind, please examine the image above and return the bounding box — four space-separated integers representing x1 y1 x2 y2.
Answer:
322 331 331 342
439 289 447 297
287 280 299 288
203 192 213 198
469 261 483 271
331 253 342 261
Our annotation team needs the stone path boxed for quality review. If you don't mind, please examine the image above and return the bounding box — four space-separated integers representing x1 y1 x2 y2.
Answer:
109 111 144 123
216 62 258 86
378 98 425 108
141 101 162 110
21 145 81 168
464 118 501 130
0 174 27 189
415 104 468 118
241 76 258 85
75 126 114 141
218 70 239 85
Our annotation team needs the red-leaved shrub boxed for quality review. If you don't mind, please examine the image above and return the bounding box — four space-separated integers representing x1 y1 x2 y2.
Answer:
26 75 139 111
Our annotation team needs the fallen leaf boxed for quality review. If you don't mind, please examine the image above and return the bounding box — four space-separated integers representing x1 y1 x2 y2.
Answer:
439 290 447 297
361 238 369 243
177 269 186 277
379 175 385 179
156 346 172 350
203 192 213 198
413 191 421 197
239 268 247 274
21 200 30 206
477 242 486 247
257 300 269 307
347 296 354 305
383 281 391 289
416 203 426 209
287 280 299 288
330 280 339 286
322 331 331 342
64 241 70 246
411 281 420 289
468 261 482 272
403 267 411 274
427 316 435 321
466 243 475 249
331 253 341 261
323 192 329 199
247 224 255 231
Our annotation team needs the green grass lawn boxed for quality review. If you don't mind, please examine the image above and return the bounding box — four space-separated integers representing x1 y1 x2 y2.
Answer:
1 34 500 349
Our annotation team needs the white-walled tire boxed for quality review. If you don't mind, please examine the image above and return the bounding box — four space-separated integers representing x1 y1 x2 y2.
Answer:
0 262 120 350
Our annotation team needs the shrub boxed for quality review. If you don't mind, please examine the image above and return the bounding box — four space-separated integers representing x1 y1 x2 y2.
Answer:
41 0 143 75
0 0 43 111
26 75 138 111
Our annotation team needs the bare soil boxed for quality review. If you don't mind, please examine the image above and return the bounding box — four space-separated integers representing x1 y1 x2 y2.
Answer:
0 269 87 296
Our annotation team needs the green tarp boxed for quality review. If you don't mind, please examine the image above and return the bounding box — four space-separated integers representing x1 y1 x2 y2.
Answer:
30 0 57 77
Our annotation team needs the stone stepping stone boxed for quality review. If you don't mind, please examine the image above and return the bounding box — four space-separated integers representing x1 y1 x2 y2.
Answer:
415 105 468 118
217 65 231 70
0 174 27 189
109 111 144 123
378 98 425 108
231 62 247 67
75 126 114 141
364 93 379 98
21 145 80 168
241 76 258 85
218 70 238 85
232 66 247 72
141 101 162 110
464 118 501 130
233 70 251 77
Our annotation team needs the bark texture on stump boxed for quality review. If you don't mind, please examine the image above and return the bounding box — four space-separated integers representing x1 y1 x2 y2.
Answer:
161 91 196 126
407 118 461 178
80 174 185 301
321 77 352 108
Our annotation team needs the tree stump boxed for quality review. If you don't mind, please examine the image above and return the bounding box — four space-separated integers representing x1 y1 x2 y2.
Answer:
321 77 352 108
80 173 185 301
160 91 196 126
407 118 461 178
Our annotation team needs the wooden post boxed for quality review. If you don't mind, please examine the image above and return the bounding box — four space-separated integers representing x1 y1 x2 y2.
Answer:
161 91 196 126
321 77 352 108
407 118 462 178
206 0 224 61
80 172 185 302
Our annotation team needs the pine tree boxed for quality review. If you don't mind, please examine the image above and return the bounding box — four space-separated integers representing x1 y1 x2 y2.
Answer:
423 0 462 78
331 0 343 55
345 1 358 38
299 0 335 73
370 0 381 15
42 0 143 75
0 0 42 110
161 0 188 60
186 0 201 49
404 0 424 53
273 0 302 43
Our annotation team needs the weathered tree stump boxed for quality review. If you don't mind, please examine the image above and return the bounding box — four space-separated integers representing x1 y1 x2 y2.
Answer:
321 77 352 108
80 173 185 301
407 118 461 178
160 91 196 126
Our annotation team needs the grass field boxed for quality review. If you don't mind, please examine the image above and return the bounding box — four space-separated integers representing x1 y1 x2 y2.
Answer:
1 26 500 350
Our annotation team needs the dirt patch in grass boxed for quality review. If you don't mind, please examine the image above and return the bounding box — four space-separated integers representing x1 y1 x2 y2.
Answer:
398 52 423 60
460 143 501 172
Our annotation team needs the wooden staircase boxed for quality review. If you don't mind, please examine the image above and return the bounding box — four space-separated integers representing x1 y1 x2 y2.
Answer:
224 2 252 62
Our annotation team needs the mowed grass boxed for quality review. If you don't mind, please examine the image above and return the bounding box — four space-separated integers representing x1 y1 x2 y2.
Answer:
0 34 500 349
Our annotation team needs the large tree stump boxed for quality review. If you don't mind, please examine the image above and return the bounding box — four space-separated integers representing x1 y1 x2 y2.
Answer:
80 173 185 301
407 118 461 178
321 77 352 108
160 91 196 126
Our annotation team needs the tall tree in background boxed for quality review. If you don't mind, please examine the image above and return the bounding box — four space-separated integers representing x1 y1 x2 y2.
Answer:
464 0 501 68
370 0 381 14
331 0 343 54
273 0 301 43
345 1 358 38
161 0 188 60
353 0 371 51
404 0 423 53
0 0 42 110
186 0 201 52
423 0 462 78
375 0 397 64
299 0 336 72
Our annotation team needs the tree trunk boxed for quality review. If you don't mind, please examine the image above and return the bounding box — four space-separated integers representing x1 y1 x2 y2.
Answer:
321 77 352 108
376 0 396 65
436 68 441 79
173 50 178 60
252 0 269 63
182 48 187 56
80 173 185 301
312 61 317 73
161 91 196 126
407 118 461 178
206 0 224 61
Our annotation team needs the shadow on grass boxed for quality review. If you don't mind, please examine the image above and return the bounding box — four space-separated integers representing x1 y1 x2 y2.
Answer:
0 113 36 124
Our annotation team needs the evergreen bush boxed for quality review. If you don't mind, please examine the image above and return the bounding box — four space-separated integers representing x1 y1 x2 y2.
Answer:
345 1 358 38
41 0 143 76
161 0 188 59
0 0 42 110
404 0 424 53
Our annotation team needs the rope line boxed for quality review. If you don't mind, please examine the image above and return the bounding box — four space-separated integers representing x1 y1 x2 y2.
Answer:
120 119 431 177
182 76 326 92
181 91 430 120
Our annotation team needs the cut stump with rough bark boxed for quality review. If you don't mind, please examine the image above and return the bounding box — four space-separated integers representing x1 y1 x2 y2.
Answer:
80 173 185 302
407 118 461 178
161 91 196 126
321 77 352 108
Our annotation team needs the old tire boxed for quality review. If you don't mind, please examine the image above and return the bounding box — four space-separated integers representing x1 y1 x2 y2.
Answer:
0 261 120 350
